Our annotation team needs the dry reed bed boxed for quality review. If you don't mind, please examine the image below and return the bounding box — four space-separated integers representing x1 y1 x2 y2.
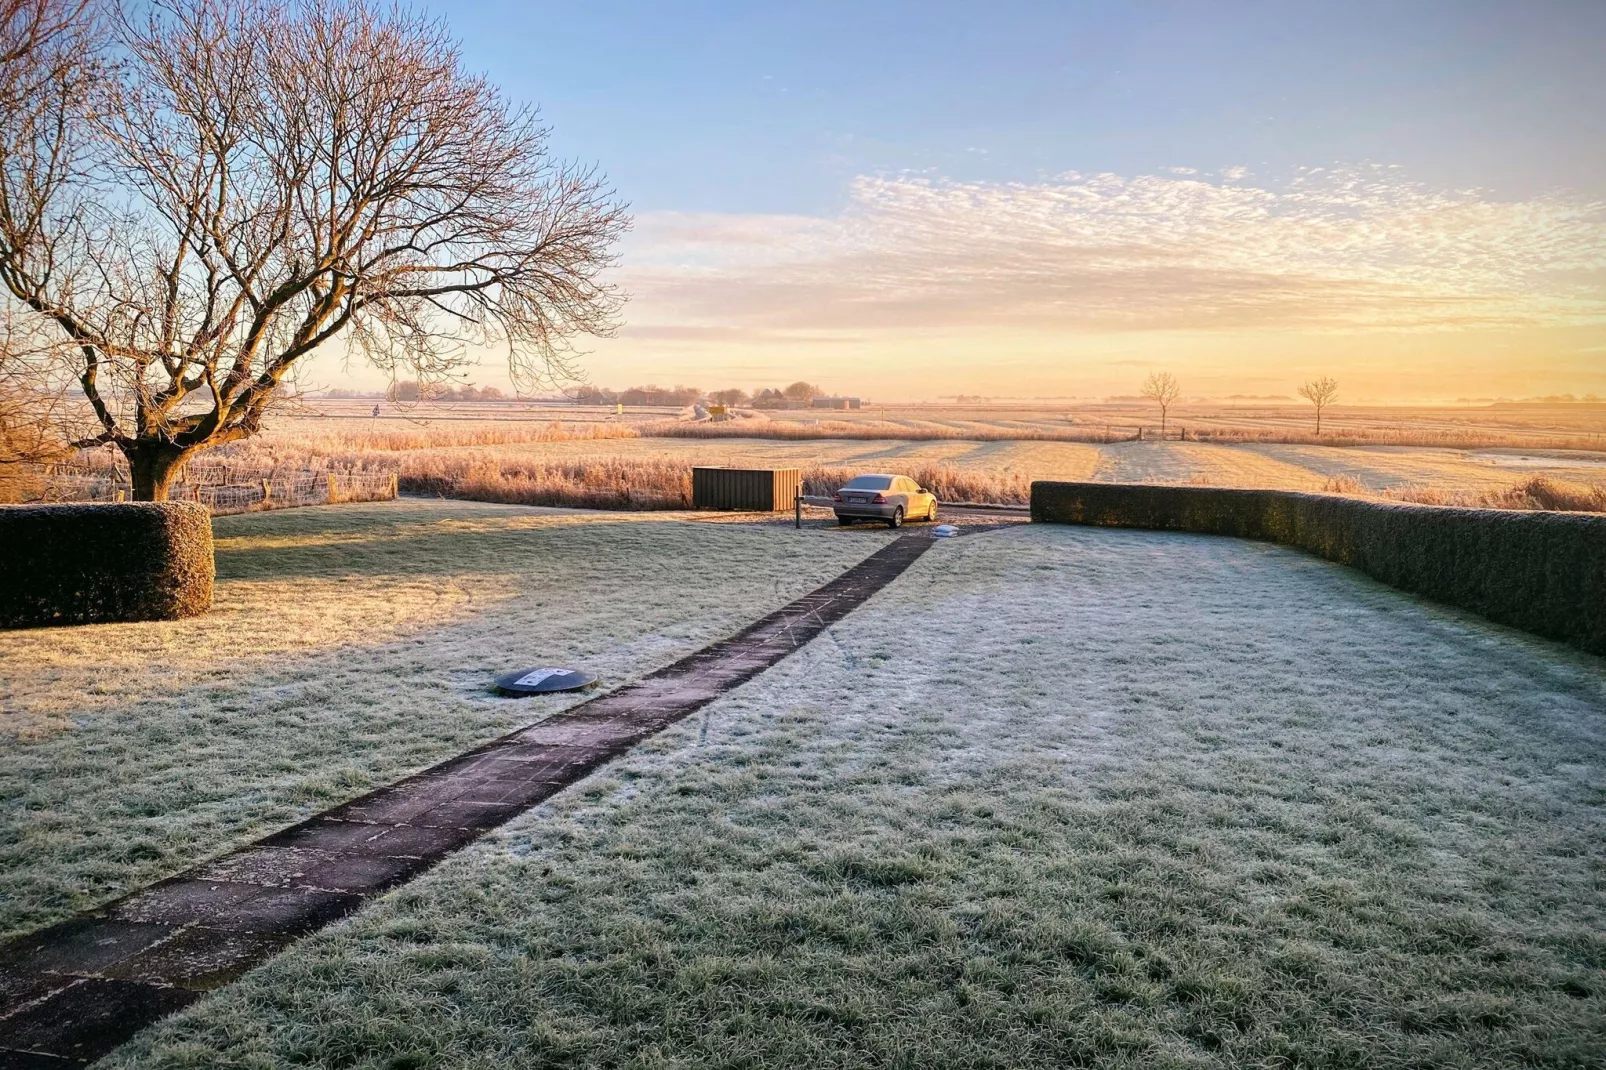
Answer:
1324 474 1606 513
254 420 641 453
397 456 1032 509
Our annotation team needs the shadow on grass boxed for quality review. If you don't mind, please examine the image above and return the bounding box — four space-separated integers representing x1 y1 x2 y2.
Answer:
1 501 884 938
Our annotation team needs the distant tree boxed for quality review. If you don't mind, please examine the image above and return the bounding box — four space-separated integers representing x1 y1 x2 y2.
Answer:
783 381 823 402
0 0 627 499
618 384 700 407
1298 376 1339 435
573 384 616 405
1140 372 1182 435
709 388 748 407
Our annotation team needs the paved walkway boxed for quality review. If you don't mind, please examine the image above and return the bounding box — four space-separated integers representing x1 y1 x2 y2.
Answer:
0 535 935 1066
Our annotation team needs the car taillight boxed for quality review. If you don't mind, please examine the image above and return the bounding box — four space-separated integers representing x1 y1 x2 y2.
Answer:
832 492 842 502
872 493 886 504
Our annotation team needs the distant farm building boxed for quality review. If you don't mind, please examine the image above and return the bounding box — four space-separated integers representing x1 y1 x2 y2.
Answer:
811 396 862 410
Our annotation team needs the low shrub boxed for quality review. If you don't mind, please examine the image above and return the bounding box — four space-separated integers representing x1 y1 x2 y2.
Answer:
1032 481 1606 655
0 503 214 628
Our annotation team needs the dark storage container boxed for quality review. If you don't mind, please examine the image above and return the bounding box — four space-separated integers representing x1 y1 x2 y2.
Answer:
691 467 802 511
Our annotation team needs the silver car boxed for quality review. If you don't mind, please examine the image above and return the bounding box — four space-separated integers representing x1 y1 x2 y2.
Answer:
832 474 938 528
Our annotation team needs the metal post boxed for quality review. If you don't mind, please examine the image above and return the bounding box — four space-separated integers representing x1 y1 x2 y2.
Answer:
795 493 802 529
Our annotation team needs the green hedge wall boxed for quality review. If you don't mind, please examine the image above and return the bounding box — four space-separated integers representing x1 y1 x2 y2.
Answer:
0 503 214 628
1031 481 1606 656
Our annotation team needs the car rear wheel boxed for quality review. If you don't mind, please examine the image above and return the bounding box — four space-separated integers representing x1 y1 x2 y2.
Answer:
927 501 938 522
887 506 903 529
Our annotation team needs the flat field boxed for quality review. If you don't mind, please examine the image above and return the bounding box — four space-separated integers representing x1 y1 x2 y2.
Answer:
242 413 1606 507
470 436 1606 495
300 397 1606 450
0 500 895 939
101 523 1606 1069
33 399 1606 511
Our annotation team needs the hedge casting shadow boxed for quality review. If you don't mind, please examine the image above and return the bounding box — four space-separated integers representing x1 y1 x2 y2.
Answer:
0 503 214 628
1032 481 1605 656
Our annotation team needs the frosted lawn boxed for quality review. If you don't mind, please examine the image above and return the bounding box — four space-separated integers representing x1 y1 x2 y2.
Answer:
106 524 1606 1069
0 499 893 938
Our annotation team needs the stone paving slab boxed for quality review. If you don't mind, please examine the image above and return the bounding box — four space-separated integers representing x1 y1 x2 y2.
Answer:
98 930 292 991
0 533 935 1066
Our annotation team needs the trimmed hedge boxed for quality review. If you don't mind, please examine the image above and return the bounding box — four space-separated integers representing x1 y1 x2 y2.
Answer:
0 502 214 628
1032 481 1606 656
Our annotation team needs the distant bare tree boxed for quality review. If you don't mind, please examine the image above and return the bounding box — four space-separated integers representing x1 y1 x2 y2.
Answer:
1298 376 1339 435
709 388 748 407
1140 371 1181 435
0 0 628 499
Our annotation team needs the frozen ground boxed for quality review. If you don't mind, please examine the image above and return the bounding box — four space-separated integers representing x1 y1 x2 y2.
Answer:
0 499 894 938
104 524 1606 1069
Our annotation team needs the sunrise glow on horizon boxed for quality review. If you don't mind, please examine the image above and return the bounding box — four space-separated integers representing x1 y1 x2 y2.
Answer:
319 1 1606 404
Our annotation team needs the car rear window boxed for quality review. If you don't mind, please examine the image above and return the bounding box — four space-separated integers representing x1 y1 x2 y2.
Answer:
843 475 893 490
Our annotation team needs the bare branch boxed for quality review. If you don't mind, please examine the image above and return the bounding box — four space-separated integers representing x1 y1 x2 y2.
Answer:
1298 376 1339 435
1140 371 1181 435
0 0 628 498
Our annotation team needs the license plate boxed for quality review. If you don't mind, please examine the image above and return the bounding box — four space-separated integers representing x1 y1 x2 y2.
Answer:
848 495 868 503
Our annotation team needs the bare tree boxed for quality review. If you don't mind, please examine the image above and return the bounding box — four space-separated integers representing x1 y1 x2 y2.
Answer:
1298 376 1339 435
0 0 95 475
1140 371 1181 435
1 310 77 469
0 0 627 499
0 0 88 103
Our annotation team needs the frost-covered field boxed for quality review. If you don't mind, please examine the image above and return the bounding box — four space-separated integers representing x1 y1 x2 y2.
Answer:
0 499 893 939
106 525 1606 1069
257 427 1606 500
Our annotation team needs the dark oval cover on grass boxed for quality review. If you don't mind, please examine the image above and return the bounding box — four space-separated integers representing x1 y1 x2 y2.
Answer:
494 667 599 695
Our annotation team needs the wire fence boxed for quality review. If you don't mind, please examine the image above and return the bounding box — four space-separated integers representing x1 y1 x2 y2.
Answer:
15 464 397 516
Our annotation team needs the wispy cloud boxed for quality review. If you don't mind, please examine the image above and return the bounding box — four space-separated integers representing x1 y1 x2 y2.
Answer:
619 166 1606 337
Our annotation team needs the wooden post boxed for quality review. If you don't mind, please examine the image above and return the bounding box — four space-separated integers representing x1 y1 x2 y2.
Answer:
795 493 802 529
261 479 272 503
327 472 339 504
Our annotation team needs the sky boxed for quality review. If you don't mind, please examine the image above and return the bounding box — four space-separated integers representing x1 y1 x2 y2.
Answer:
327 0 1606 402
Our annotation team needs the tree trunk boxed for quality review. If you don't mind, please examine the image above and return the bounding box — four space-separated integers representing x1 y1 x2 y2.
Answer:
123 441 188 501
